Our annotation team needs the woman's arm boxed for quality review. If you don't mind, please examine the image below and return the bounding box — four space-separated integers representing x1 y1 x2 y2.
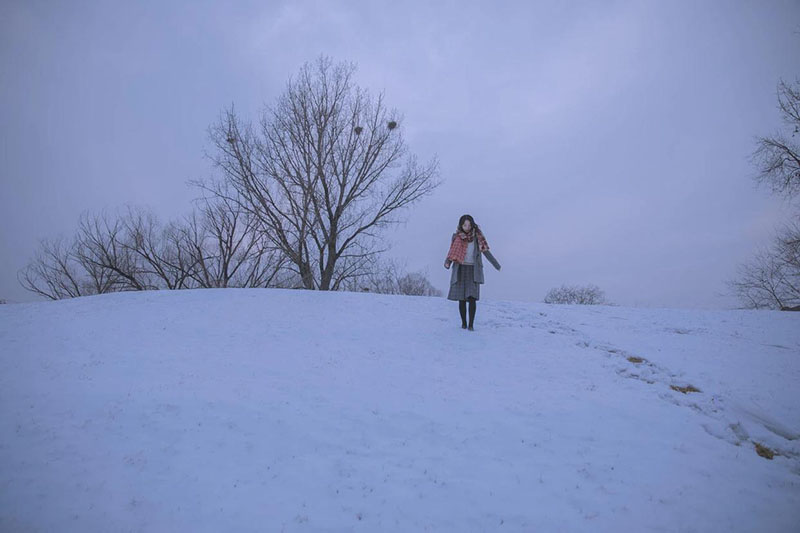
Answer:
483 250 501 270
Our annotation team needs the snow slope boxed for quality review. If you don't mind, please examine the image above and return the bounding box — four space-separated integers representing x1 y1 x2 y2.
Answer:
1 288 798 531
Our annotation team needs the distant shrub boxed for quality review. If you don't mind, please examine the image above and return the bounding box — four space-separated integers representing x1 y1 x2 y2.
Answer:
544 284 609 305
396 272 441 296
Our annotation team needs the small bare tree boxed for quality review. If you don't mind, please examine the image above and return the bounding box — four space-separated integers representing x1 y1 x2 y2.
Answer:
344 256 390 294
18 235 93 300
193 55 442 291
730 78 800 309
71 206 192 291
20 207 189 297
397 271 442 297
544 283 609 305
340 256 441 296
728 222 800 309
19 200 300 300
18 213 148 300
18 198 300 299
341 256 403 294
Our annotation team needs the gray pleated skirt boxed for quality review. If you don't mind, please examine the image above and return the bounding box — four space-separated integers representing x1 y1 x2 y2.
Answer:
447 263 480 301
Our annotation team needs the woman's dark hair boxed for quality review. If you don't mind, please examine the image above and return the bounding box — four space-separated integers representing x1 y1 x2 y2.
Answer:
456 214 480 234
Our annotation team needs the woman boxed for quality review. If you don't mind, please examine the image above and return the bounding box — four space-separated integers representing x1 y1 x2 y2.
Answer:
444 214 502 331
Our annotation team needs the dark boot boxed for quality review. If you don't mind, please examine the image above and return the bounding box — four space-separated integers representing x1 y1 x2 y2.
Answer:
459 300 467 328
468 297 476 330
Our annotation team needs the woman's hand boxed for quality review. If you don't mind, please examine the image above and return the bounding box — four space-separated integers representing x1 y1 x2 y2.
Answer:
444 259 452 269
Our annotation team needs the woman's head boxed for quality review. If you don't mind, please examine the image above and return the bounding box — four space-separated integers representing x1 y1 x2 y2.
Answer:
457 214 478 233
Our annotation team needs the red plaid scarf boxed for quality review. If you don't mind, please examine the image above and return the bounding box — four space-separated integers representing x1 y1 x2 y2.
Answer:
446 228 489 264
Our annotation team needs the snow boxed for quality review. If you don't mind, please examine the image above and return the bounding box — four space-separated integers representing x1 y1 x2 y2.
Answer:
1 288 798 531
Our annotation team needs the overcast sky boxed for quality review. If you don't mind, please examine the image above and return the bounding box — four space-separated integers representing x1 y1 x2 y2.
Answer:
2 0 799 308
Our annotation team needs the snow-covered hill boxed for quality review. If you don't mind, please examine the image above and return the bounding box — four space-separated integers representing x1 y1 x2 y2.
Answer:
1 288 798 531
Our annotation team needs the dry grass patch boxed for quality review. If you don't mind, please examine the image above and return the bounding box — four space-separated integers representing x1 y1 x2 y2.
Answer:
670 384 701 394
627 356 645 363
754 442 776 460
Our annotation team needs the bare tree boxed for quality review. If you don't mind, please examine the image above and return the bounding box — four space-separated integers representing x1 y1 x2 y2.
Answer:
19 191 306 299
751 78 800 199
192 55 442 291
18 211 149 300
18 200 298 300
71 206 193 291
18 231 129 300
730 77 800 309
18 235 90 300
544 283 609 305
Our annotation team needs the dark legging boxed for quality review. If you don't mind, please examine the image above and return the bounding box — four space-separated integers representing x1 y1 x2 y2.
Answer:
459 297 477 327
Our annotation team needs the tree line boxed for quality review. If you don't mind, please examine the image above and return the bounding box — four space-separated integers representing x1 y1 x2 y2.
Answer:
16 58 797 309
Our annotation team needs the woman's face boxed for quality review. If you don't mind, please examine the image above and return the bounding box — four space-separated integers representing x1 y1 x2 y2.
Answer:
461 219 472 232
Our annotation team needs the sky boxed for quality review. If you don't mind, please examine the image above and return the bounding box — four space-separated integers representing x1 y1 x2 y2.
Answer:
1 0 799 308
